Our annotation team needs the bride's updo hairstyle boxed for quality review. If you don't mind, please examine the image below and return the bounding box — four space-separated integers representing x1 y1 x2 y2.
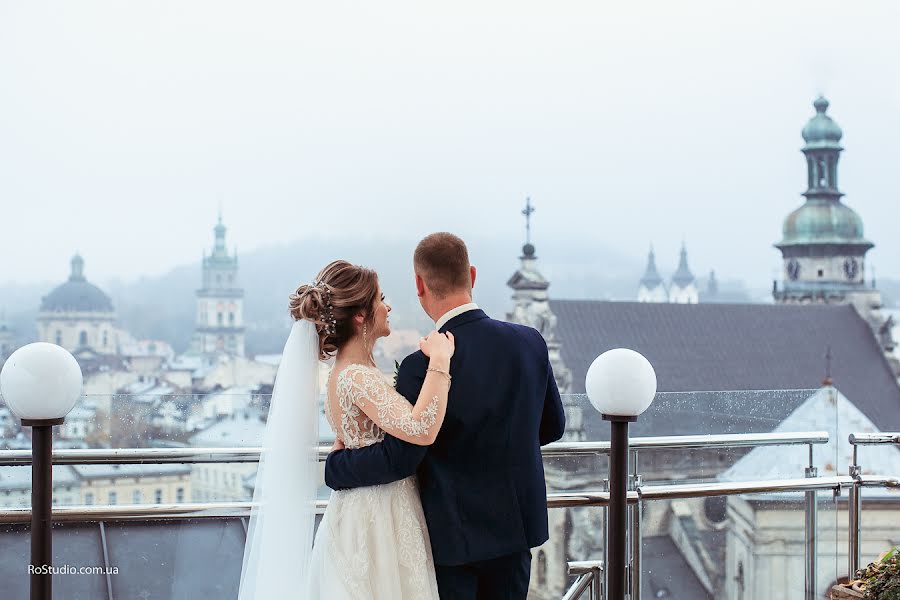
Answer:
289 260 380 360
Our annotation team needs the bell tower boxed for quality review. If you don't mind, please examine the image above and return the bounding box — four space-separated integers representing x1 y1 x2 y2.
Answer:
192 213 246 357
774 97 893 355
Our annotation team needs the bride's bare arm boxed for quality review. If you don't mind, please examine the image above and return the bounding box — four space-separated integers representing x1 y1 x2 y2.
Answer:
341 332 454 445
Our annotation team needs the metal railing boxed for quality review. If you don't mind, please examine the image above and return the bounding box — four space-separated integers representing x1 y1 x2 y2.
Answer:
0 430 830 466
2 431 898 600
846 432 900 578
563 561 603 600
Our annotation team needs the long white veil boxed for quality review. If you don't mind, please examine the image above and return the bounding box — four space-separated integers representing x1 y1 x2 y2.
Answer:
238 319 320 599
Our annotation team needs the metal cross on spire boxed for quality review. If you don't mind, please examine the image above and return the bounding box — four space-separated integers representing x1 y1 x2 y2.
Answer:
522 197 535 245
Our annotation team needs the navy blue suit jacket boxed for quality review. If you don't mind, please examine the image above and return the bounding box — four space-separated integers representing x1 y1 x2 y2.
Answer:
325 309 565 566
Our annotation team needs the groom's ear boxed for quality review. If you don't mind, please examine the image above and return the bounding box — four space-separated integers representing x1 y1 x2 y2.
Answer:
415 273 426 298
469 265 477 289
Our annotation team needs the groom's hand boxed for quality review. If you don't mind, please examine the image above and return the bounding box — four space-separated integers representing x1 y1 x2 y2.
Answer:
330 437 346 453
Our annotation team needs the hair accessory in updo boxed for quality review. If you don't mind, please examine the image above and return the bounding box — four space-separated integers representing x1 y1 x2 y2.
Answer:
315 280 338 335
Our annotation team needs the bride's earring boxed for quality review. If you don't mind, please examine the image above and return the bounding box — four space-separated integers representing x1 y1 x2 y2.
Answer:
363 322 368 350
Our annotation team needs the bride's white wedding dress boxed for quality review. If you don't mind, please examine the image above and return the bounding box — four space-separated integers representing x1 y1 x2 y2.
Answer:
304 363 441 600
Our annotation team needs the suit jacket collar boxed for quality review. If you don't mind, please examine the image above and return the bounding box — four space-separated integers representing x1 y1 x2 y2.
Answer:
439 308 488 333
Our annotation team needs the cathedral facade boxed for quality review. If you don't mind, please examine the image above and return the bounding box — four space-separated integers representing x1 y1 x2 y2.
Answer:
37 254 120 355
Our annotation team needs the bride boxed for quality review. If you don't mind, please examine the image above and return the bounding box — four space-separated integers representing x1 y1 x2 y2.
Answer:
238 259 455 599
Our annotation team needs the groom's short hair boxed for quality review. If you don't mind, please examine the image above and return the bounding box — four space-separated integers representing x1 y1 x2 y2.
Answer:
414 232 471 298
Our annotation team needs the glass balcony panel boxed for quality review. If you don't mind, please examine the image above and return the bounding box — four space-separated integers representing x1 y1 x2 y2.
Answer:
103 518 245 598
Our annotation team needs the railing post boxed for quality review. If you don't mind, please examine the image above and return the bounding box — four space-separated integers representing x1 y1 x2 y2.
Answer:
601 478 609 597
848 456 861 579
629 449 641 600
804 443 817 600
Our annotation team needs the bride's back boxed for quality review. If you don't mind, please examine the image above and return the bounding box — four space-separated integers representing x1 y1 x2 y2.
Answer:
325 362 386 449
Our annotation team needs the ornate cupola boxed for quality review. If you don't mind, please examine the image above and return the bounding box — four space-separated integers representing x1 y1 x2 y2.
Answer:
774 96 874 304
637 247 667 303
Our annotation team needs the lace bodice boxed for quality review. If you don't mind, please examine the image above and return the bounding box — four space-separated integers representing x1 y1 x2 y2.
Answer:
326 364 440 449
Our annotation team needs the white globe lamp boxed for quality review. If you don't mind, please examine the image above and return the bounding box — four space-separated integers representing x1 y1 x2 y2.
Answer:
1 342 83 423
585 348 657 418
585 348 656 600
0 342 82 600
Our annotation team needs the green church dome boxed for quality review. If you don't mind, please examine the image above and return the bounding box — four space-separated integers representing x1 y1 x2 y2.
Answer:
801 96 843 148
779 199 871 247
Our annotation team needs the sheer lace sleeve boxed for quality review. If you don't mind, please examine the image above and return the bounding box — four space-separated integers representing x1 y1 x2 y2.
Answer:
337 364 442 446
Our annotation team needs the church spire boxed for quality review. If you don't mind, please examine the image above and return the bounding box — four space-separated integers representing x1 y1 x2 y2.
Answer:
639 246 663 289
508 198 547 292
671 243 695 288
506 199 573 399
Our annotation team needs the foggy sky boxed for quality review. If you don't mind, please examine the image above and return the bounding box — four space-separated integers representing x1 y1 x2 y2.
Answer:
1 0 898 288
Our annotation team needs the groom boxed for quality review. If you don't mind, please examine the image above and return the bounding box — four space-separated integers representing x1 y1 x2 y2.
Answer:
325 232 566 599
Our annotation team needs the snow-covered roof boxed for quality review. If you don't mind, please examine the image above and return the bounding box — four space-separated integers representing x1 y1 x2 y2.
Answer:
187 409 268 447
188 398 334 447
119 339 175 360
721 386 900 500
0 465 80 490
118 377 180 403
70 463 191 479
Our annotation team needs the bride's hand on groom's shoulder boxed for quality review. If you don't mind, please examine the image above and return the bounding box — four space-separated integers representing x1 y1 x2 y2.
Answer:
419 331 455 363
330 437 346 453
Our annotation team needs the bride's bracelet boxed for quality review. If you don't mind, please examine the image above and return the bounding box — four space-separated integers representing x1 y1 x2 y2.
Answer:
426 367 452 385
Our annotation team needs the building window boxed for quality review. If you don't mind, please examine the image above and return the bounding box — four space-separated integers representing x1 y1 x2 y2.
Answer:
228 312 235 325
155 489 163 503
818 269 824 277
55 330 62 345
108 491 117 505
537 550 547 586
217 312 223 326
102 330 108 347
79 331 88 347
176 487 184 502
132 490 142 503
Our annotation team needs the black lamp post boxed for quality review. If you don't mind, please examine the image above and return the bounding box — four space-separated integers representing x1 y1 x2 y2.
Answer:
1 343 83 600
585 348 657 600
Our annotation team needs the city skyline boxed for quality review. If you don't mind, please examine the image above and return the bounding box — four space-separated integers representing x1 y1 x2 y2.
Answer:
1 1 899 287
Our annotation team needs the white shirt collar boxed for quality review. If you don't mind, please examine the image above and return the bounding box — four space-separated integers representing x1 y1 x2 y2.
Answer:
435 303 479 331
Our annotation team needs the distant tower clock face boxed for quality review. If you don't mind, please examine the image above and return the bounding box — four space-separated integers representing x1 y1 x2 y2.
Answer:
787 259 801 281
844 258 859 280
